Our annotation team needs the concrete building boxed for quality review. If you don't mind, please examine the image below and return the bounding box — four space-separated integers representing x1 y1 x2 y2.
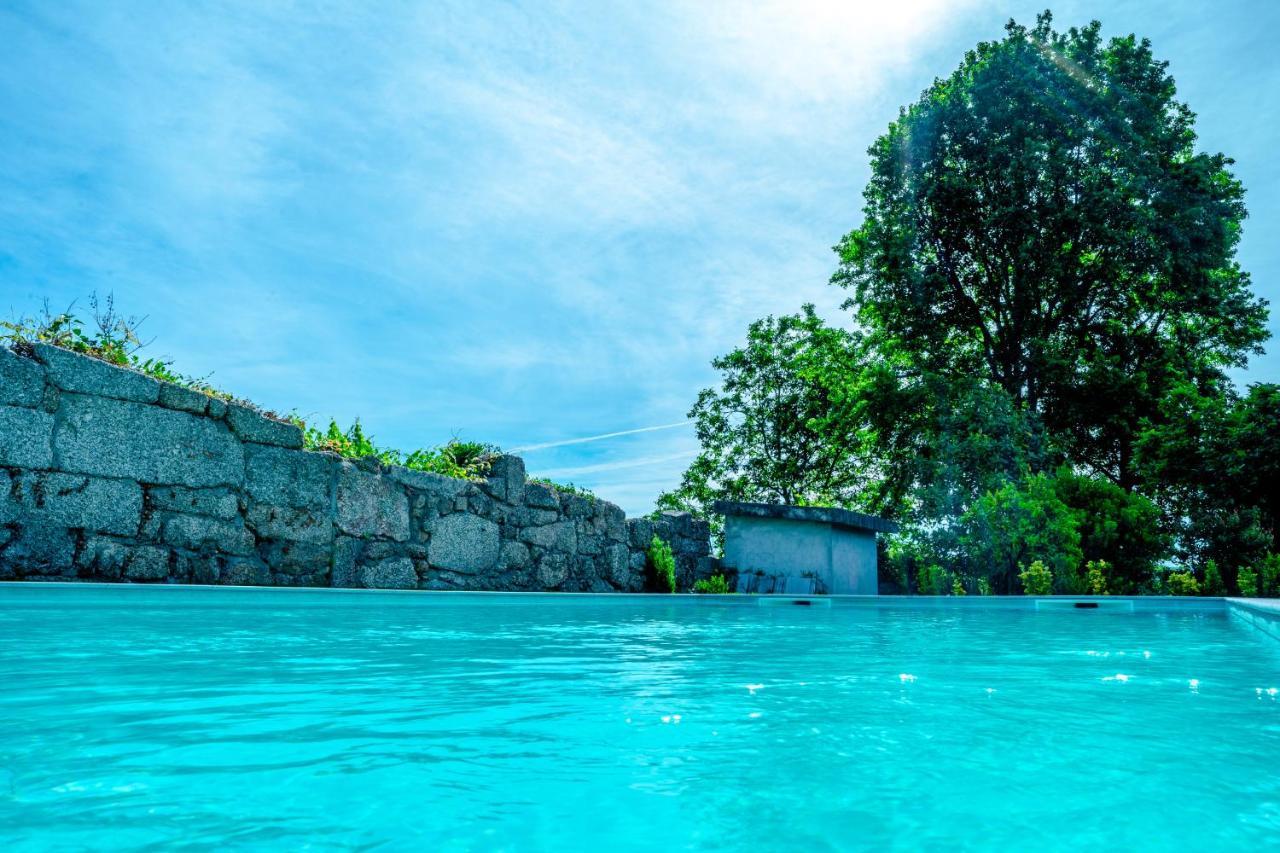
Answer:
714 501 899 595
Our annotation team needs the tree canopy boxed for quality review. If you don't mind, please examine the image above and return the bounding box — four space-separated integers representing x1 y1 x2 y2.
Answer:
665 11 1277 595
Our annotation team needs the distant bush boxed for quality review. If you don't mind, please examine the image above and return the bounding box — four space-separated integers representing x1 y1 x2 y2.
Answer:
693 574 731 594
1166 570 1202 597
647 535 676 593
917 563 953 595
977 578 992 596
1255 553 1280 597
1237 565 1259 597
1203 560 1226 596
951 578 967 596
1085 560 1110 595
1018 560 1053 595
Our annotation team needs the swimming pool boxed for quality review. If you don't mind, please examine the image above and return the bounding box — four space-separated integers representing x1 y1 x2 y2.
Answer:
2 585 1278 850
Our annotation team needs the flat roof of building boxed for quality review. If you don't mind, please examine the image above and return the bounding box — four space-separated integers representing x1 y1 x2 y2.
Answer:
713 500 900 534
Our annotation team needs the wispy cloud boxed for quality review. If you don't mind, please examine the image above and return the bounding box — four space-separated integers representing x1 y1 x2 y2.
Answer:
3 0 1274 514
511 422 693 453
533 451 699 480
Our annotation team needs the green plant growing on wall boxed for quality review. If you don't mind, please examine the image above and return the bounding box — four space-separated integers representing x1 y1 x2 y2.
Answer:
1166 571 1202 596
302 419 499 481
647 535 676 593
529 477 596 501
693 574 731 594
1 293 239 404
1019 560 1054 595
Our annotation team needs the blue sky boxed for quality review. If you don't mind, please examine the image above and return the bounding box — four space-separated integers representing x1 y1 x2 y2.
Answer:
3 1 1278 514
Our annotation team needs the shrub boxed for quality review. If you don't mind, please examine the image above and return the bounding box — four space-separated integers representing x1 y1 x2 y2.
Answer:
1166 570 1202 596
647 535 677 593
1256 553 1280 597
977 578 992 596
917 563 953 595
961 472 1081 595
1203 560 1226 596
1018 560 1053 595
1085 560 1110 595
1237 565 1259 597
1053 469 1169 593
693 574 731 594
951 578 967 596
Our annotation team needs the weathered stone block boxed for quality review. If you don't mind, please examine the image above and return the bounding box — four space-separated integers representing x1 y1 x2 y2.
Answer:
428 513 499 573
245 503 332 544
336 464 410 541
524 481 559 509
0 405 54 468
206 397 228 419
0 347 46 408
360 557 417 589
562 494 594 519
157 383 209 415
1 471 142 535
388 466 470 499
174 552 220 584
220 557 271 586
149 485 239 519
627 518 654 549
504 506 559 527
257 539 331 577
536 552 569 589
244 443 333 510
485 454 526 504
225 403 304 448
124 546 172 580
161 513 256 555
498 540 531 571
76 535 129 579
521 520 576 553
55 394 244 487
330 536 363 587
0 525 75 575
34 343 160 403
602 543 630 587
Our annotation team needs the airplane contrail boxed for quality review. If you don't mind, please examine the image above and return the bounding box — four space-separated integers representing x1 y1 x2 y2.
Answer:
509 421 693 453
535 450 698 479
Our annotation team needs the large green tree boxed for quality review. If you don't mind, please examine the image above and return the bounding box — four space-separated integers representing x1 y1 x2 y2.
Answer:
832 12 1268 492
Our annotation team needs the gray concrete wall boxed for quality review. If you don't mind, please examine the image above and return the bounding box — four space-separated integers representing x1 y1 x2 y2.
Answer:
0 344 715 590
722 515 877 595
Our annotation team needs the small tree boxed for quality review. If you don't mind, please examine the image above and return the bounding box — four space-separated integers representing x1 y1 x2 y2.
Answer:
656 305 881 545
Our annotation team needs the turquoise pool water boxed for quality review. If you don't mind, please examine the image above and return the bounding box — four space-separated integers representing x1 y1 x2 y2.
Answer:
1 586 1278 851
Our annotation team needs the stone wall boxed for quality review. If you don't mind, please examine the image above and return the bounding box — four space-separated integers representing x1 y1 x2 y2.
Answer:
0 344 714 591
